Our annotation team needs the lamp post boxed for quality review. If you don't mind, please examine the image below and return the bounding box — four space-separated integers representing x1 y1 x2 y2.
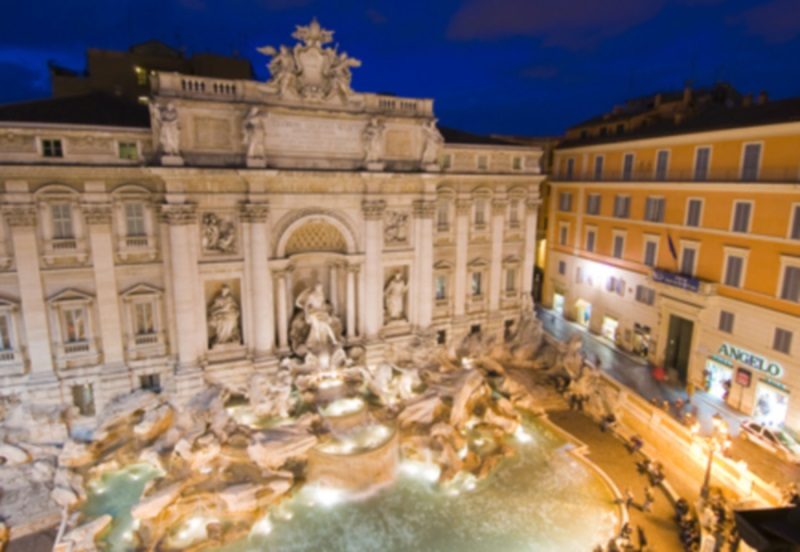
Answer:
691 413 731 499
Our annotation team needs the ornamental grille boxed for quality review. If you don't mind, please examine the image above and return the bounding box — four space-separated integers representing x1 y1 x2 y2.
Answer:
285 221 347 255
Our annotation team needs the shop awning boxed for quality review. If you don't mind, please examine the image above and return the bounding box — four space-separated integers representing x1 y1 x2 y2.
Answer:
734 506 800 551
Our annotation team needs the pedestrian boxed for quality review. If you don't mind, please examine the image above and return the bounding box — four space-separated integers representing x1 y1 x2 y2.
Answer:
641 485 655 512
686 380 695 403
627 434 644 454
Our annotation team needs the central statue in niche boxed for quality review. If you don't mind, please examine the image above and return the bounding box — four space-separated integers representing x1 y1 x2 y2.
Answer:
290 283 343 355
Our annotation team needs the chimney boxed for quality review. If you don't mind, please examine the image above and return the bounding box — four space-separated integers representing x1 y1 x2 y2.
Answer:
683 82 692 105
757 90 768 105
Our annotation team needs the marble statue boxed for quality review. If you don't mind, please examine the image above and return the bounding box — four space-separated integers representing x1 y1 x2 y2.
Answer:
384 272 408 321
208 284 241 347
384 211 409 244
295 283 338 349
257 19 361 102
150 102 180 156
202 213 237 254
362 118 385 164
242 107 268 160
421 119 444 167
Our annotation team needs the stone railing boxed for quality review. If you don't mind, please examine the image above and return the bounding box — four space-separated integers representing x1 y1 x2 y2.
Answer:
363 94 433 117
153 73 245 101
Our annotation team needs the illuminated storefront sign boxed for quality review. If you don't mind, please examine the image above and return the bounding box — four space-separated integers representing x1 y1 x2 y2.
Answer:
717 343 783 378
652 269 700 292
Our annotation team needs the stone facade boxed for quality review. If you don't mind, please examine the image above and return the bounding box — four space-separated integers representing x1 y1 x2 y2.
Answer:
0 21 543 417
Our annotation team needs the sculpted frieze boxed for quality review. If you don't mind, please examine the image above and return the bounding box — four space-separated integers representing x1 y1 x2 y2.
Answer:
201 213 238 254
383 210 409 246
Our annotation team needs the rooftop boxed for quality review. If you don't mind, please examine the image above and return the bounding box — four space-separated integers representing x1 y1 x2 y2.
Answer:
0 93 150 128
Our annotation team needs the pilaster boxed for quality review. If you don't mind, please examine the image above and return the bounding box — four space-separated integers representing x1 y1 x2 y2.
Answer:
489 198 507 312
412 199 435 329
362 199 385 338
453 197 471 317
241 202 274 362
522 198 540 299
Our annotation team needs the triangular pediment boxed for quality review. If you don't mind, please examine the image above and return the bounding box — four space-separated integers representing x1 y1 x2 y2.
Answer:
121 283 163 298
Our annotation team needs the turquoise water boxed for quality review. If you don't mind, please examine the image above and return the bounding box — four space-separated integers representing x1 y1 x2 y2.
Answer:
219 418 617 552
81 463 162 552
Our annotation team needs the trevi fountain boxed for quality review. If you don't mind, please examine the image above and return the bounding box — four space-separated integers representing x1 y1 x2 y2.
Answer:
0 288 621 551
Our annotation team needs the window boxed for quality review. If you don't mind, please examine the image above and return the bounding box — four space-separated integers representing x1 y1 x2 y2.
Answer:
124 203 146 236
607 276 625 296
655 150 669 180
718 311 734 333
593 156 604 180
586 194 601 215
731 201 752 233
474 199 486 226
41 139 63 158
505 268 516 292
612 234 625 259
643 239 658 267
741 143 761 181
635 285 655 305
790 205 800 240
565 158 575 179
694 147 710 181
613 195 630 218
118 142 138 161
140 374 161 392
644 197 665 222
436 330 447 344
558 192 573 212
585 229 596 252
435 275 447 300
437 202 449 231
723 254 745 288
773 328 793 354
72 384 95 417
622 153 634 180
51 203 74 239
685 199 703 227
477 155 488 170
512 157 522 170
575 267 584 284
0 314 12 351
134 302 156 335
680 246 697 276
780 265 800 302
63 307 87 343
559 224 569 246
558 261 566 275
471 272 483 296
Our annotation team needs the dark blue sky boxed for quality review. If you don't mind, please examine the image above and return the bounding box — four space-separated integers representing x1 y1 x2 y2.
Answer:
2 0 800 135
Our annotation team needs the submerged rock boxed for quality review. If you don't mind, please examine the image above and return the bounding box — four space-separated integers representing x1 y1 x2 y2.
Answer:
247 428 318 470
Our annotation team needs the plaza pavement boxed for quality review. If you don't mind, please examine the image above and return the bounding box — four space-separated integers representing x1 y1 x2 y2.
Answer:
536 305 800 490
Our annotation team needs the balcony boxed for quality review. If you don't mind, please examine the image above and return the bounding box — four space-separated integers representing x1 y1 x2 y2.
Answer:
551 168 800 184
651 268 717 297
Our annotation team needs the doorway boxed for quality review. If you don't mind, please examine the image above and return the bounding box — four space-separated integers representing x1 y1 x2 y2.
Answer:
664 315 694 383
601 315 619 342
575 299 592 328
553 293 565 315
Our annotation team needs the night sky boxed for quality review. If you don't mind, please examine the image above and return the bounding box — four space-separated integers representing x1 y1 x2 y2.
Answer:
2 0 800 136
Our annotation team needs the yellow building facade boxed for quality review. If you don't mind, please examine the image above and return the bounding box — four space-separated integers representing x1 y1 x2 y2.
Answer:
545 111 800 431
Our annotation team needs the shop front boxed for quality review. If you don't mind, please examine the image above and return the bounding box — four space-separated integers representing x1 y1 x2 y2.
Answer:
601 315 619 342
706 341 790 427
633 323 652 358
553 292 565 315
575 299 592 328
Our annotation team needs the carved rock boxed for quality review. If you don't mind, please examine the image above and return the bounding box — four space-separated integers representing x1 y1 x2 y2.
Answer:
131 482 183 521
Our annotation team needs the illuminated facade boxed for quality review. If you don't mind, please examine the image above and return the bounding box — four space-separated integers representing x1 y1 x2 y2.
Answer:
546 97 800 430
0 21 543 418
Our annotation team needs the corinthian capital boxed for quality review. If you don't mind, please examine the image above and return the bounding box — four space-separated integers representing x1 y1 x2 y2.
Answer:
2 204 37 227
160 203 197 225
362 199 386 220
455 198 472 216
412 200 436 219
82 203 113 225
240 202 270 223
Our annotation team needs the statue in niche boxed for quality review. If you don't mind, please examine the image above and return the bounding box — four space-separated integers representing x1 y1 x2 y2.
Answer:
384 272 408 321
362 117 385 164
150 101 181 156
242 107 268 160
295 283 339 350
202 213 237 254
208 284 241 347
421 119 444 166
384 211 408 244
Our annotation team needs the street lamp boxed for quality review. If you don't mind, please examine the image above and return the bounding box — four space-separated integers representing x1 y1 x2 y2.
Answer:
691 413 731 499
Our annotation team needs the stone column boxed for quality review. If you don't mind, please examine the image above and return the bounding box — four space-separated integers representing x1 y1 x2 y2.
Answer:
161 204 200 369
3 204 55 379
362 200 385 338
329 262 340 315
273 268 290 352
413 199 436 330
346 264 358 340
522 198 540 298
489 198 507 312
453 198 471 317
83 203 125 366
242 203 274 360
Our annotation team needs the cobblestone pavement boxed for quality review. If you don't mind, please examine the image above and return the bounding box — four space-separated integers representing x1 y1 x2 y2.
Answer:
536 306 800 489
